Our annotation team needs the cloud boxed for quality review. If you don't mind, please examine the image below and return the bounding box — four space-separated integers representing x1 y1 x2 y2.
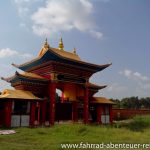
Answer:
133 72 149 81
119 69 150 97
89 30 103 39
13 0 30 17
31 0 103 39
13 0 43 18
107 83 127 93
0 48 18 58
95 82 128 99
0 48 33 59
13 0 104 39
119 69 149 82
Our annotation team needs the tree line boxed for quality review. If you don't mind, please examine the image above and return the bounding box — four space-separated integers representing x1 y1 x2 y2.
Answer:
111 97 150 109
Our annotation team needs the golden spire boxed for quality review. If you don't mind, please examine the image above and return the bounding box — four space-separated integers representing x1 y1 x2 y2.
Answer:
73 47 77 54
44 38 50 49
58 37 64 50
38 38 50 57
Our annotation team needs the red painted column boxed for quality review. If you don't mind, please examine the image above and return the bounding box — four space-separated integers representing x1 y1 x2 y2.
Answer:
97 105 102 124
41 100 46 125
72 101 78 122
109 105 113 124
49 82 56 126
5 101 12 128
30 101 36 127
83 87 89 124
61 92 64 103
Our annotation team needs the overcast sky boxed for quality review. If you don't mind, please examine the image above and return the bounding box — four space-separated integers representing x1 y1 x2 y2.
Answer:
0 0 150 99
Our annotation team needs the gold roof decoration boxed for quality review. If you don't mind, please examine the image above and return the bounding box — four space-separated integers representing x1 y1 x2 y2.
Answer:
58 37 64 50
44 38 50 49
73 47 77 55
38 38 50 57
0 89 42 100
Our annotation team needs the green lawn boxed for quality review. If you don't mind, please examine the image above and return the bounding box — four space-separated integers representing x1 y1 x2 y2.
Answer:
0 117 150 150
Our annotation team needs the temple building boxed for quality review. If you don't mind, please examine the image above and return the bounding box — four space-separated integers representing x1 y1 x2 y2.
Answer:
0 38 113 127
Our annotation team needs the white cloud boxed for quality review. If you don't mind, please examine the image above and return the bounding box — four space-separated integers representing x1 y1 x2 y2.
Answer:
119 69 149 82
13 0 103 39
133 72 149 81
107 83 127 93
0 48 33 59
95 82 128 99
13 0 30 17
119 69 150 98
89 30 103 39
13 0 42 17
0 48 18 58
31 0 103 38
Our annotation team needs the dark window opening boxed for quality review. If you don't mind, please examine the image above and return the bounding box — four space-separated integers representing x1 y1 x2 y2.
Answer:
13 101 29 115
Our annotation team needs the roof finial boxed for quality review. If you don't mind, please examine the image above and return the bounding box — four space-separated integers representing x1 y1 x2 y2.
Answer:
73 47 77 54
44 38 50 49
58 37 64 50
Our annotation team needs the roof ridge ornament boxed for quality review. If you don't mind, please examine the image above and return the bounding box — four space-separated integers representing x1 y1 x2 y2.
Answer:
44 38 50 49
58 37 64 50
73 47 77 54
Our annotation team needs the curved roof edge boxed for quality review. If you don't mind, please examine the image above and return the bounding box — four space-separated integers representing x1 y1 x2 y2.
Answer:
12 45 112 72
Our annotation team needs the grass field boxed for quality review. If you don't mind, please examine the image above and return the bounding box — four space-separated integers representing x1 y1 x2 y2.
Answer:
0 116 150 150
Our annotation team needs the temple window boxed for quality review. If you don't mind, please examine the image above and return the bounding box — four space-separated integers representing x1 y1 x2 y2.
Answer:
12 101 29 115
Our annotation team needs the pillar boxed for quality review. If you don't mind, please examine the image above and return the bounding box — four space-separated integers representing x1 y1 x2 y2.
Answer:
37 102 40 125
4 101 12 128
30 101 36 127
41 100 46 125
72 101 78 122
83 87 89 124
49 82 56 126
109 105 113 124
61 92 64 103
97 105 102 124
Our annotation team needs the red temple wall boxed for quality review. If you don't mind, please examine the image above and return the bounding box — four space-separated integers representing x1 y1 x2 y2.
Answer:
113 108 150 120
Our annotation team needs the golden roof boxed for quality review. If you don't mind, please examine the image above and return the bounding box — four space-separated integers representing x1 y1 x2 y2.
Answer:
91 97 114 104
50 47 81 61
38 38 81 61
0 89 41 100
1 71 48 83
13 39 111 71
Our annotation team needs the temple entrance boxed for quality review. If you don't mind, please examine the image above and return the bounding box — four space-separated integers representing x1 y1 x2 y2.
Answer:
55 88 72 122
11 101 30 127
55 102 72 122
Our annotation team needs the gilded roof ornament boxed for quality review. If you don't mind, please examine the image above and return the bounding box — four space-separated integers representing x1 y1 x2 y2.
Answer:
58 37 64 50
73 47 77 54
44 38 50 49
38 38 50 57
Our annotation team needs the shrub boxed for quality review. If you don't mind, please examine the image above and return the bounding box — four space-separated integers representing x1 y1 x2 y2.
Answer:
126 115 150 132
